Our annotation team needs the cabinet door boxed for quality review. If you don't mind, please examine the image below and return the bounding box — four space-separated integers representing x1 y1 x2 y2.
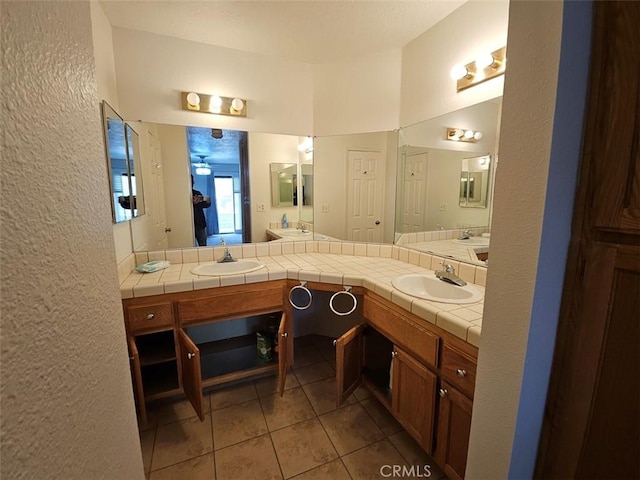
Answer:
127 336 147 425
435 381 473 480
391 347 437 454
177 330 205 421
335 324 365 406
278 311 290 396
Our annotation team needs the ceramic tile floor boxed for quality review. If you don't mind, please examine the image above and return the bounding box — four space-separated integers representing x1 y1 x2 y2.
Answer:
139 335 448 480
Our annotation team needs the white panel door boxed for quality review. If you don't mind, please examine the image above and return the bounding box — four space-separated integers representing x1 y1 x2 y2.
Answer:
346 150 384 242
149 132 168 250
401 152 428 232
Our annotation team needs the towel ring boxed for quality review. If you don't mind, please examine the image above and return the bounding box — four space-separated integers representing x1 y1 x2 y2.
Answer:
289 282 313 310
329 286 357 316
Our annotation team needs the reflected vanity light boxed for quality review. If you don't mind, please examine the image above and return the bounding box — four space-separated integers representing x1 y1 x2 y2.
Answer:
446 127 483 143
181 91 247 117
195 165 212 175
451 46 506 92
297 136 313 154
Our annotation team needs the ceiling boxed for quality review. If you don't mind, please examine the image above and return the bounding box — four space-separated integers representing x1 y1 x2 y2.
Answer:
187 127 245 165
99 0 466 64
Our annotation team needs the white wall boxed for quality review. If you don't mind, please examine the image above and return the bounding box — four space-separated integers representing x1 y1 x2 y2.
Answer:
248 132 301 242
400 0 509 127
313 132 389 240
1 2 144 478
112 28 314 136
313 49 402 136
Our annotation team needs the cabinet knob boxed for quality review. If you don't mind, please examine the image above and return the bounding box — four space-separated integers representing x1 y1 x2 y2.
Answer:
146 313 155 320
129 356 134 361
332 339 337 347
439 388 448 398
187 352 194 360
281 332 288 338
456 369 467 378
391 351 397 358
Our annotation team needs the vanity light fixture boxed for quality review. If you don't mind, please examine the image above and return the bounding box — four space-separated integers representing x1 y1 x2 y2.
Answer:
450 46 506 92
181 91 247 117
446 127 483 143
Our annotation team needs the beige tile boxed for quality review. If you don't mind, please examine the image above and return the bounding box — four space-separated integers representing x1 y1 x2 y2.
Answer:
342 439 407 480
210 382 258 411
140 428 155 473
149 453 215 480
255 371 300 397
302 377 356 416
150 397 209 426
260 387 316 431
361 398 403 436
389 431 446 480
215 434 282 480
152 415 213 471
212 399 268 449
289 459 351 480
271 418 338 478
319 402 385 455
293 361 334 385
353 385 372 401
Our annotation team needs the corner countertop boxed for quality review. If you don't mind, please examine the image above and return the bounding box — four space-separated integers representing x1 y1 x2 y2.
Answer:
120 242 485 347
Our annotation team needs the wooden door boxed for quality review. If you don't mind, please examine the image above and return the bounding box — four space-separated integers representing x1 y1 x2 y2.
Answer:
391 347 437 454
177 329 205 421
127 336 147 425
239 132 252 243
400 152 428 232
435 381 473 480
278 311 291 396
335 324 364 405
535 2 640 478
346 150 384 242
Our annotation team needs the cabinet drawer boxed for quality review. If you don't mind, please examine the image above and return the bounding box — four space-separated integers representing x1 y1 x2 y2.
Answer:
178 283 283 324
441 345 477 399
365 297 439 368
127 302 175 332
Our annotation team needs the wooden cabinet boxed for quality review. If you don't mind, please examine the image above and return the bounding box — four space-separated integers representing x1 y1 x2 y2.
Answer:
123 280 291 424
335 324 438 454
435 381 473 480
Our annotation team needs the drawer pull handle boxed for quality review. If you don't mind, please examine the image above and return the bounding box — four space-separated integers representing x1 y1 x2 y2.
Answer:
146 313 155 320
439 388 448 398
187 353 195 360
456 369 467 378
329 286 357 316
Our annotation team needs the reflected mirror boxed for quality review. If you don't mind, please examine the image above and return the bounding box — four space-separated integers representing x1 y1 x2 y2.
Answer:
125 123 145 216
459 155 491 208
270 163 297 207
101 101 133 223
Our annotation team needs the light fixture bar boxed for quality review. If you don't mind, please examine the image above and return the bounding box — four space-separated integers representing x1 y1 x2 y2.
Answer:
181 91 247 117
455 46 506 92
446 127 483 143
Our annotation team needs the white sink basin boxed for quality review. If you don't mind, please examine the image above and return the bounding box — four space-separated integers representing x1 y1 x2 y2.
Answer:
392 274 483 304
279 230 312 237
452 237 490 246
191 259 265 276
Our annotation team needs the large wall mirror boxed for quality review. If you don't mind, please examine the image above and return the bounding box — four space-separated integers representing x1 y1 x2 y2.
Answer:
127 121 313 252
100 101 145 223
395 97 501 265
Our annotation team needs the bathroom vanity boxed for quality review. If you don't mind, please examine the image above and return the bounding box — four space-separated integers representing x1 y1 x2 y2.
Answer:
121 247 482 480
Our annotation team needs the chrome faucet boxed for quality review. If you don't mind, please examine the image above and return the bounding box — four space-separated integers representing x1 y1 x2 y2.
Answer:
297 221 309 233
217 238 237 263
457 228 474 240
435 260 467 287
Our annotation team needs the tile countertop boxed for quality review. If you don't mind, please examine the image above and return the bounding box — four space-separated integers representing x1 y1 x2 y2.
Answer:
120 244 484 348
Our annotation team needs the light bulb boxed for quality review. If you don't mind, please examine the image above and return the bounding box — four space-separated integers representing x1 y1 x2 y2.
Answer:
475 52 495 69
186 92 200 107
209 95 223 113
450 64 469 81
195 166 211 176
231 98 244 111
473 131 483 140
464 130 475 139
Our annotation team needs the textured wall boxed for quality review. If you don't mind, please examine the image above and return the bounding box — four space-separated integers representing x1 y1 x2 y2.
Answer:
1 2 144 479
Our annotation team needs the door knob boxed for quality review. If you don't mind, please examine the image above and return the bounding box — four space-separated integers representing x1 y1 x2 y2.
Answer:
439 388 448 397
187 353 194 360
456 369 467 378
164 227 172 233
281 332 288 338
332 339 337 347
375 220 381 225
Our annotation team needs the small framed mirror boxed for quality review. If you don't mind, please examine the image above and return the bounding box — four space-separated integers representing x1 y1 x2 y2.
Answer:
270 163 298 207
100 101 133 223
459 154 491 208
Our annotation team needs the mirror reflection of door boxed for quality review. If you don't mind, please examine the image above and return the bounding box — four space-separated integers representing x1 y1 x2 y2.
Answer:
399 150 428 233
346 150 384 242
